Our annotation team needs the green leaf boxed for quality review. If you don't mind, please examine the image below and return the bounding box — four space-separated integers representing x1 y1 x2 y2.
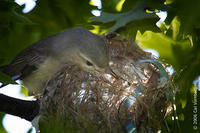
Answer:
27 128 33 133
171 16 180 40
165 0 200 34
0 113 7 133
175 86 200 133
0 0 32 25
136 31 191 70
101 0 121 12
20 85 28 97
0 0 94 66
91 2 157 33
0 0 34 66
0 72 17 85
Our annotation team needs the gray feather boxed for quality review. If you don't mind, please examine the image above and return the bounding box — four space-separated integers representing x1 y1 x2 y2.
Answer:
0 27 108 94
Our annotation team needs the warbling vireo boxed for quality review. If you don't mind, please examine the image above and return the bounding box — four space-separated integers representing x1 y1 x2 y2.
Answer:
0 27 115 95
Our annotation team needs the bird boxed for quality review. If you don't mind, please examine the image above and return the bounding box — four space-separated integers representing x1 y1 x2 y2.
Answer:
0 27 116 95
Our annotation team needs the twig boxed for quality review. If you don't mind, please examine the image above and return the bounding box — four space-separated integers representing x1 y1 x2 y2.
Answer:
0 94 40 121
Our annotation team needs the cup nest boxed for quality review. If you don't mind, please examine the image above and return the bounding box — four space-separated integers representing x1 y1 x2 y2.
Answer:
39 36 171 133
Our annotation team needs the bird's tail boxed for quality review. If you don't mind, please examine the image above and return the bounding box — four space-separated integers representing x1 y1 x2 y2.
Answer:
0 65 8 72
0 65 7 88
0 66 5 88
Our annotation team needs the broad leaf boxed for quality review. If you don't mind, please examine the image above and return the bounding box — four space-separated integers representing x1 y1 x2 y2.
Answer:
136 31 191 70
91 2 157 33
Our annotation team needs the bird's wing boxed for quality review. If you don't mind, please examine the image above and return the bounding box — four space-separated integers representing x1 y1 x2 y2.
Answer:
1 46 46 80
1 33 56 81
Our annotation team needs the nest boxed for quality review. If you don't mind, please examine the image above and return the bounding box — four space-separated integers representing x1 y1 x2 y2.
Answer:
39 37 170 133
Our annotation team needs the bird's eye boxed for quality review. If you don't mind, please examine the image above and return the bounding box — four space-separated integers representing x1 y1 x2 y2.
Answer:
86 60 93 66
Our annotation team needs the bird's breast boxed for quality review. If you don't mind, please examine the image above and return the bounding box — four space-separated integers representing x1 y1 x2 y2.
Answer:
22 57 62 95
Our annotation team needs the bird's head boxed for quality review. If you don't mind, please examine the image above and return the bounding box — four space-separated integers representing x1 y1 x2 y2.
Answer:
58 28 117 78
73 32 109 73
74 38 118 78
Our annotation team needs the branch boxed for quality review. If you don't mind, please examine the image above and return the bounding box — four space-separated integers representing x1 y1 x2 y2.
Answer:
0 94 40 121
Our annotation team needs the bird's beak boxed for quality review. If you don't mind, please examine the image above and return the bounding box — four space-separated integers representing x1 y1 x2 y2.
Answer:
105 67 118 79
